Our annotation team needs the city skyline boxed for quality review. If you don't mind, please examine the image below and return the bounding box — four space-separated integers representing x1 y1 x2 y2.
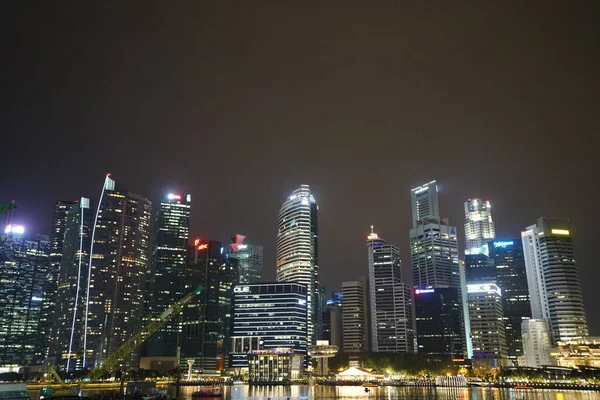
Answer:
2 2 599 336
4 177 599 336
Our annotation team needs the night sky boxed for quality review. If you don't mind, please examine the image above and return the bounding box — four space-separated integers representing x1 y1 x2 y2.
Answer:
2 2 599 332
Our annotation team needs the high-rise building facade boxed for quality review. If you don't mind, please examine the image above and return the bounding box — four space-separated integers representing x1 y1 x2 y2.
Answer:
181 240 239 372
276 185 318 346
367 227 413 354
0 226 51 367
521 319 552 367
467 284 507 366
226 234 263 284
410 221 460 289
410 184 460 290
488 240 531 362
522 218 588 343
84 175 151 369
464 199 495 250
48 199 92 371
144 193 191 361
410 180 439 226
341 278 369 354
230 282 307 369
464 239 531 363
41 200 78 360
414 287 464 359
410 181 464 357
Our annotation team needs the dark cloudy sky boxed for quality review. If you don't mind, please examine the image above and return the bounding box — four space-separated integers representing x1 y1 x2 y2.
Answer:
2 2 599 332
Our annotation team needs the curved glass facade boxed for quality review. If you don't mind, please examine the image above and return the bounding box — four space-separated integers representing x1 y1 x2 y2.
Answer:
276 185 318 345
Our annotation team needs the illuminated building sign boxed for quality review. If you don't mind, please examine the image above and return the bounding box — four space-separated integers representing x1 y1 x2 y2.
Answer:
551 229 570 236
234 286 250 293
465 244 489 256
467 284 501 296
493 241 514 248
167 193 181 200
198 243 208 250
415 288 435 295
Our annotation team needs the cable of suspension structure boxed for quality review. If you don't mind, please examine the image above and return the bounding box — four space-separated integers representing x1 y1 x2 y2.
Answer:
83 175 110 369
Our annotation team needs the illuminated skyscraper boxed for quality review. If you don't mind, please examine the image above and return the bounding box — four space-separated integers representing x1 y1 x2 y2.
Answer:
522 218 588 343
276 185 319 346
467 283 508 366
40 200 78 360
226 234 263 284
410 181 460 289
84 175 151 369
230 282 308 370
49 198 92 371
144 193 191 362
410 180 439 227
410 220 460 289
0 226 51 367
367 227 413 354
409 181 465 357
464 199 495 251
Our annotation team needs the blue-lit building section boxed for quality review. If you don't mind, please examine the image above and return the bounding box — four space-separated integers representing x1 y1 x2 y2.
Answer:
326 291 342 306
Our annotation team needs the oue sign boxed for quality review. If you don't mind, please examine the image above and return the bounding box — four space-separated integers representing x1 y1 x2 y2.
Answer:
234 286 250 293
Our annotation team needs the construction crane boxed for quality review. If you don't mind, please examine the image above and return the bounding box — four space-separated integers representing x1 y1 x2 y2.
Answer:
86 285 204 381
41 285 204 397
40 365 78 399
